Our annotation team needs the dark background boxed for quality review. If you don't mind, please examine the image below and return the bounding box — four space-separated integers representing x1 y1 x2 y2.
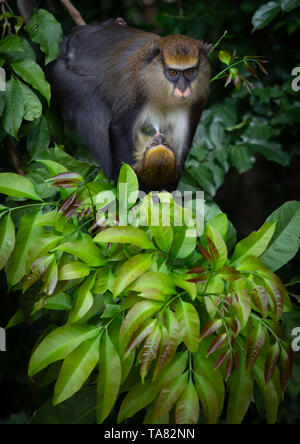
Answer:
0 0 299 424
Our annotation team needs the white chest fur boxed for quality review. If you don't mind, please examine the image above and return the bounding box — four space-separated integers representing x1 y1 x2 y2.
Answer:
135 106 190 157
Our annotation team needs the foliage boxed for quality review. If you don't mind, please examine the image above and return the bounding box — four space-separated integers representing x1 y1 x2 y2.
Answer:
0 1 299 425
0 158 299 424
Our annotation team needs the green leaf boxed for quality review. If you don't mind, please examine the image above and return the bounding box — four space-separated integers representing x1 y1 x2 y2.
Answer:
254 356 281 424
246 322 266 371
54 240 105 267
281 0 300 12
130 272 175 296
261 201 300 271
0 214 15 270
118 379 159 423
175 379 199 424
194 341 225 419
26 233 63 272
113 253 153 298
117 164 139 213
231 222 276 265
28 324 100 377
97 331 122 423
44 293 72 311
54 335 99 405
226 355 254 424
218 50 231 65
70 277 95 323
175 300 200 353
154 372 189 422
38 159 68 176
94 226 155 250
120 300 163 347
194 373 219 424
25 9 63 64
171 228 197 260
248 140 290 166
206 225 228 268
58 262 91 281
19 80 42 122
2 78 24 139
0 173 42 201
6 211 42 288
252 2 281 30
230 145 255 173
11 58 51 105
27 116 50 159
175 277 197 300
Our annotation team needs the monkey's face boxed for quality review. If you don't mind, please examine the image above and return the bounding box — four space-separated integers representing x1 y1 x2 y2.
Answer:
145 35 211 106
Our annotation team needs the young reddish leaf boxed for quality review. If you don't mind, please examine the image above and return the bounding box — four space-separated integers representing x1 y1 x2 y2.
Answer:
153 372 188 422
52 180 78 188
124 319 156 358
153 310 179 379
245 62 259 79
225 74 232 87
48 172 84 183
41 259 58 295
207 333 228 356
198 244 212 263
140 324 161 382
265 342 281 384
246 322 266 371
194 373 219 424
253 285 269 318
280 346 294 393
207 236 220 264
175 379 199 424
188 265 207 275
266 279 284 321
58 191 77 214
257 61 268 75
23 254 55 292
226 355 234 379
215 349 231 370
217 266 241 282
200 319 223 341
119 300 163 347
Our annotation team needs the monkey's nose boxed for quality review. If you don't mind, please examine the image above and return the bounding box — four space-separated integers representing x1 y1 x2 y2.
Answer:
174 87 191 99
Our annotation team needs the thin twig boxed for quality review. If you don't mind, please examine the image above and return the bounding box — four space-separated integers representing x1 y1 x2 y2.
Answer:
58 0 86 26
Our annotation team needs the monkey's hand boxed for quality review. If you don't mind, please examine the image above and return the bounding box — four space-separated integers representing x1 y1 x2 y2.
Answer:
135 133 179 190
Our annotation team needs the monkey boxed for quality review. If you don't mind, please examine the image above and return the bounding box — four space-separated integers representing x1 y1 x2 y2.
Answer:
45 21 212 192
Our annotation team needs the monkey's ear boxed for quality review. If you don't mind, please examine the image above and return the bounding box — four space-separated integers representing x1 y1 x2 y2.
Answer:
199 41 213 59
144 46 161 65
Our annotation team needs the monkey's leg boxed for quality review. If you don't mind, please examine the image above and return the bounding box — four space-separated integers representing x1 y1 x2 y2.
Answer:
134 133 179 191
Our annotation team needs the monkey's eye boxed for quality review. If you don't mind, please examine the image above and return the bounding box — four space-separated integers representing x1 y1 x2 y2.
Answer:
185 68 197 77
168 70 179 77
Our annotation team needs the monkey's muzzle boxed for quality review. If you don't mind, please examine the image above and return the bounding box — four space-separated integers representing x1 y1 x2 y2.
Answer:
137 133 179 190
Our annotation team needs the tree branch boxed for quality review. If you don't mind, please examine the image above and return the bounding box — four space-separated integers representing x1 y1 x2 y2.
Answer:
58 0 86 26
